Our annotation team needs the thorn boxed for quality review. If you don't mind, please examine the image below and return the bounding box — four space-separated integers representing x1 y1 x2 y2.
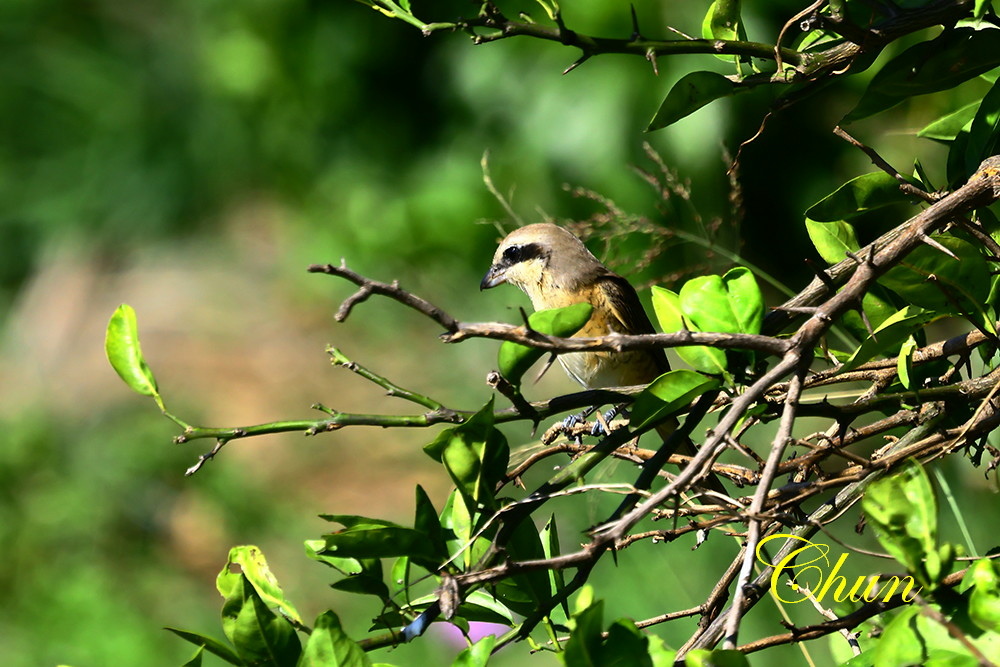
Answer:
534 353 558 384
804 258 836 290
857 301 875 338
629 4 642 40
918 233 959 260
645 48 659 76
563 53 590 75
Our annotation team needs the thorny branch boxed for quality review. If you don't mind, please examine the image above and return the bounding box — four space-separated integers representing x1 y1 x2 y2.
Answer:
177 156 1000 655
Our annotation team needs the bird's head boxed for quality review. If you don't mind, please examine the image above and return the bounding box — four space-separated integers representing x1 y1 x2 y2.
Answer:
480 223 606 309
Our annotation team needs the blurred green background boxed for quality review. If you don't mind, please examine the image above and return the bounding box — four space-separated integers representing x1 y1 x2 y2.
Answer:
2 1 997 665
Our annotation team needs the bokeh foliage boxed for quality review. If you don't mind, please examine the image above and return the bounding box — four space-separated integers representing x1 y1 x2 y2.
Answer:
4 0 1000 665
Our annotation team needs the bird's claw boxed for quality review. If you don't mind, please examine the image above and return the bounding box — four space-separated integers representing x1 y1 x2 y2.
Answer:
589 405 626 436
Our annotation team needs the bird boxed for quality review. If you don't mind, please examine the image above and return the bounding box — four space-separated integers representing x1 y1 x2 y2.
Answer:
481 223 725 494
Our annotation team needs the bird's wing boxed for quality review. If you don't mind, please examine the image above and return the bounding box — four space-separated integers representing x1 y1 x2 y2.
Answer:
596 274 670 375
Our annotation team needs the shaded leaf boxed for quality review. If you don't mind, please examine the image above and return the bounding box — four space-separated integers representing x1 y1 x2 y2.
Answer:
298 610 372 667
648 71 735 130
918 101 980 141
165 628 242 666
879 235 989 315
846 29 1000 122
965 77 1000 176
806 172 908 222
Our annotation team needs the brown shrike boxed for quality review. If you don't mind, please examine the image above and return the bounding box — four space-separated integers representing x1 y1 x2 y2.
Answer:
481 223 669 390
481 223 724 493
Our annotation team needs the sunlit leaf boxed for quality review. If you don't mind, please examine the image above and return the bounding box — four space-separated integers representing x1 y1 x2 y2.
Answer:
863 460 947 589
897 335 918 390
424 399 508 511
651 286 727 374
678 268 764 336
498 302 592 386
220 575 301 666
216 546 303 625
841 306 934 372
630 370 721 432
105 304 160 399
805 218 861 264
967 558 1000 633
451 635 497 667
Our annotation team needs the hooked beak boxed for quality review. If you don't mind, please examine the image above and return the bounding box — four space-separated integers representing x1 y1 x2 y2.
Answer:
480 264 506 290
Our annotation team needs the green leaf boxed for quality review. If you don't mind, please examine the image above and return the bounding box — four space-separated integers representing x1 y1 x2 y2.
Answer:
873 607 924 667
846 29 1000 122
965 77 1000 176
841 306 935 372
630 370 721 432
540 514 569 622
220 575 302 666
498 303 592 385
701 0 745 65
650 286 727 374
181 646 203 667
806 172 908 222
702 0 742 42
683 649 750 667
879 235 990 315
648 71 735 131
217 545 303 625
451 635 496 667
918 101 980 141
414 485 448 562
806 219 861 264
424 399 509 511
863 461 948 589
105 304 161 401
564 597 604 666
317 520 441 563
298 610 371 667
897 336 918 390
599 620 653 667
165 628 242 666
968 558 1000 633
678 268 764 336
492 518 551 616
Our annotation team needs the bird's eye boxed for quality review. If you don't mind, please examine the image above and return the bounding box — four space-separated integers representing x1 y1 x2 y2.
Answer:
501 242 543 264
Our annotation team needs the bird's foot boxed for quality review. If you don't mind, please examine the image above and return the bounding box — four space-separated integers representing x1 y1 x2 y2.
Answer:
590 405 629 436
562 406 599 443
